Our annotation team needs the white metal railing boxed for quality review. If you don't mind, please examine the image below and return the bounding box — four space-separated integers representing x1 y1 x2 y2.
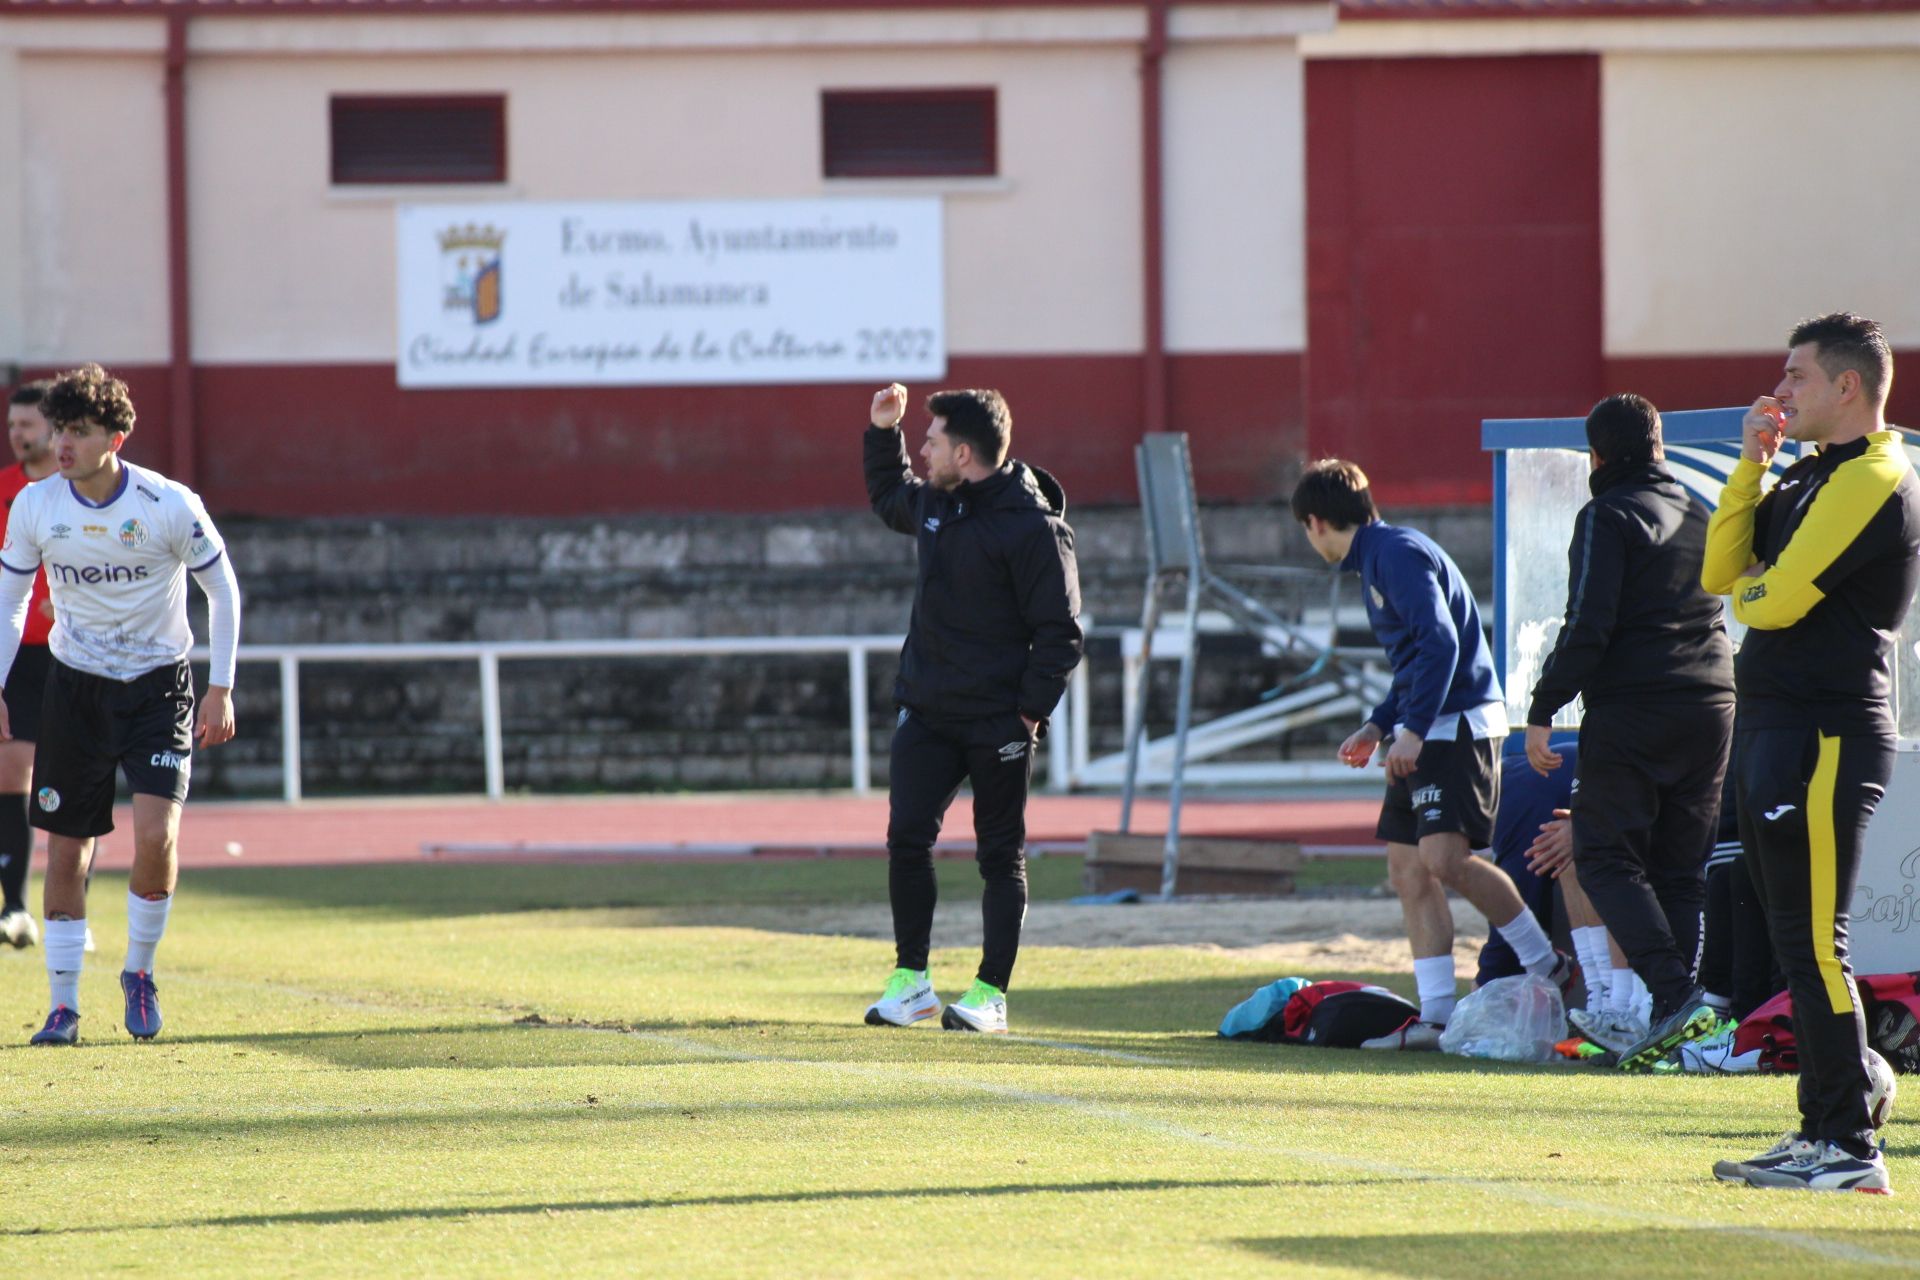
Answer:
194 636 1077 803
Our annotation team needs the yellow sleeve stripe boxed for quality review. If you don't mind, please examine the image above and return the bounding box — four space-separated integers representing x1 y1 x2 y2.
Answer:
1702 457 1767 597
1731 443 1907 631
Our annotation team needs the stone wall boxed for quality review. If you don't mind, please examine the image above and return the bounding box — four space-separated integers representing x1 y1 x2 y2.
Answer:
187 504 1494 797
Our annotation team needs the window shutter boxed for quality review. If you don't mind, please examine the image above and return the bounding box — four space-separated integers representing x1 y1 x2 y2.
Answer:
822 89 997 178
331 96 507 186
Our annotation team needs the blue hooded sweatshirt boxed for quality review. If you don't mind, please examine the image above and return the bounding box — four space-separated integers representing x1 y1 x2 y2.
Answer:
1342 520 1503 739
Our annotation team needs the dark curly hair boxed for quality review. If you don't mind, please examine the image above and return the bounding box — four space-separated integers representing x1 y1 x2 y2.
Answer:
40 363 136 436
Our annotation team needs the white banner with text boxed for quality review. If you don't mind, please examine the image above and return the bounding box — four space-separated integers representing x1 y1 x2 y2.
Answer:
396 198 945 388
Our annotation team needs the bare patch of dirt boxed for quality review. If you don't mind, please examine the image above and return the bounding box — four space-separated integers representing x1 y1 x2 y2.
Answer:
712 897 1490 973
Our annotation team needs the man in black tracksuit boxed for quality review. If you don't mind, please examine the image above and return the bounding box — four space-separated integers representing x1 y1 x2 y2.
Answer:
1524 394 1735 1070
1703 314 1920 1194
860 382 1082 1035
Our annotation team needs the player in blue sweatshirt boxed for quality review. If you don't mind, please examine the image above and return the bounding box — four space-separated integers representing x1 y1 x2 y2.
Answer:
1293 460 1572 1050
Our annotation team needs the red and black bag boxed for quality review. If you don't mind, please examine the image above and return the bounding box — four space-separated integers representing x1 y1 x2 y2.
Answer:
1731 971 1920 1074
1863 971 1920 1074
1279 981 1421 1048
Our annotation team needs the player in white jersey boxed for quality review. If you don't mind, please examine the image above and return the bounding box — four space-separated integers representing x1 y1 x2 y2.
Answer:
0 365 241 1045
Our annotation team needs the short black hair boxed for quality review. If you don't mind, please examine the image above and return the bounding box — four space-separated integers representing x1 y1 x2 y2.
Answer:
1290 458 1379 530
926 389 1010 468
1789 312 1893 407
1585 393 1663 467
7 379 50 409
40 363 135 436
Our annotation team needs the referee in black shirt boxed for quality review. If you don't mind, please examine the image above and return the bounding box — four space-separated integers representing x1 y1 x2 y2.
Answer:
1704 314 1920 1195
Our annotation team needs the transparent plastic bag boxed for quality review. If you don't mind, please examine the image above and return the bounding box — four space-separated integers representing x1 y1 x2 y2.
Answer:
1438 973 1565 1064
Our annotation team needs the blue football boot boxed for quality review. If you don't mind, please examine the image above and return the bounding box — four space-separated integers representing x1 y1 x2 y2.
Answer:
122 970 163 1041
30 1006 80 1046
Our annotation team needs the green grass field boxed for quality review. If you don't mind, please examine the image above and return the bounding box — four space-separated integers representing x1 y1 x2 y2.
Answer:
1 855 1914 1278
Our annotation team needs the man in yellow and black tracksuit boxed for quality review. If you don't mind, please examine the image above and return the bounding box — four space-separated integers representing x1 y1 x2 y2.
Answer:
1703 313 1920 1195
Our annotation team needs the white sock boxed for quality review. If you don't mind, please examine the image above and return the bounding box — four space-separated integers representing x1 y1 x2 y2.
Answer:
44 917 87 1012
125 891 173 975
1605 967 1635 1013
1494 908 1554 972
1413 954 1458 1025
1572 926 1612 1004
1628 971 1653 1023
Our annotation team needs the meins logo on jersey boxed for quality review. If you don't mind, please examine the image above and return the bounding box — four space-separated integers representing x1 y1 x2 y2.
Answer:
46 561 152 586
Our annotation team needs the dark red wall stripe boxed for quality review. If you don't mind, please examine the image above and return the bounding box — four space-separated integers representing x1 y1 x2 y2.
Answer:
1603 351 1920 435
36 348 1912 519
39 353 1302 517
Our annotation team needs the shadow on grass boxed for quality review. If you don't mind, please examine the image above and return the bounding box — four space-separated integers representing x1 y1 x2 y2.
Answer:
1235 1228 1920 1276
176 859 1083 920
13 1176 1295 1237
0 1020 756 1072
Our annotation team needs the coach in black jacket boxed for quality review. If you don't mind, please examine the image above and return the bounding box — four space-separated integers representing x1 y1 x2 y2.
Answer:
860 382 1082 1035
1524 393 1735 1069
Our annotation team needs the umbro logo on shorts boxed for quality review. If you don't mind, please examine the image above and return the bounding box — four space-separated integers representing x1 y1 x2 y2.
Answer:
1421 808 1442 822
998 740 1027 762
923 516 941 532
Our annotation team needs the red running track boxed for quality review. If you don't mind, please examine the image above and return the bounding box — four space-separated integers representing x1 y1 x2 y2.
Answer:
81 793 1383 869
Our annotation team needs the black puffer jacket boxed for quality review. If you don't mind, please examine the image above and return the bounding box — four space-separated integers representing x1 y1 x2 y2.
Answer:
1526 458 1734 726
864 425 1083 730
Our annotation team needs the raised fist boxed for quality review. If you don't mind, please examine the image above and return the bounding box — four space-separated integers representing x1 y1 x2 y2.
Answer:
870 384 908 430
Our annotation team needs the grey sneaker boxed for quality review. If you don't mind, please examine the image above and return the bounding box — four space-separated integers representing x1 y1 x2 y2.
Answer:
1542 949 1578 1002
1568 1006 1647 1054
1360 1016 1444 1052
1617 993 1721 1072
1745 1139 1891 1194
1714 1132 1815 1182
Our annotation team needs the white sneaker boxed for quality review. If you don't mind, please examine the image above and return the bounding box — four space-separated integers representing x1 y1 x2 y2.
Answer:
941 980 1009 1034
1677 1022 1760 1074
1360 1017 1443 1051
1568 1007 1648 1054
864 968 941 1027
0 908 37 949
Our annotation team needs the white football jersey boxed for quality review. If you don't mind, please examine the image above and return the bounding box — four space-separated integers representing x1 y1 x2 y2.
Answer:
0 462 227 681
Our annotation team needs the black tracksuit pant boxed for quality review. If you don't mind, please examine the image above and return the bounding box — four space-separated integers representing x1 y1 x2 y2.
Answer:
1737 725 1893 1158
1571 701 1734 1016
887 709 1034 992
1700 856 1780 1022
